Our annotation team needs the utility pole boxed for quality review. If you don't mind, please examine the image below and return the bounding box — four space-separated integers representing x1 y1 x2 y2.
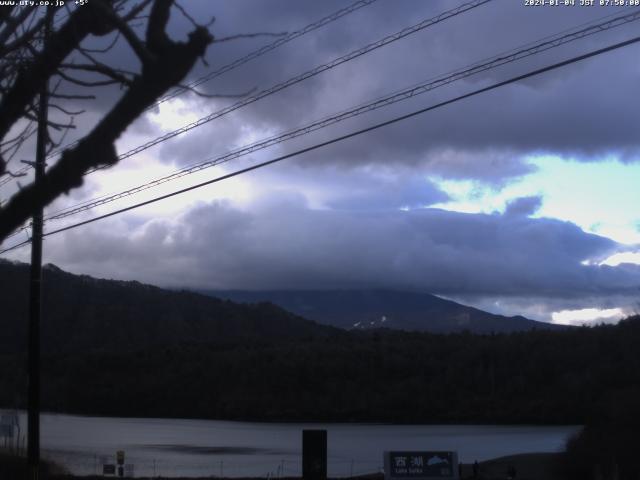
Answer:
28 9 51 480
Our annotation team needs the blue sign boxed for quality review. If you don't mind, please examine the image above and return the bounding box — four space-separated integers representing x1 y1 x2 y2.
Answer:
385 451 458 479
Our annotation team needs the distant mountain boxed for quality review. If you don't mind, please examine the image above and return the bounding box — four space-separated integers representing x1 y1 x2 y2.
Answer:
205 289 564 334
0 260 340 355
2 261 635 424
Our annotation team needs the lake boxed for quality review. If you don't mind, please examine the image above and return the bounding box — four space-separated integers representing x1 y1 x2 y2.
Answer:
2 411 580 477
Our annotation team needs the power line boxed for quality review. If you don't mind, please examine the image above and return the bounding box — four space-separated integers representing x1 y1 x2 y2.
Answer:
0 5 638 199
0 0 379 187
2 32 638 255
43 8 640 222
3 225 30 241
2 0 491 200
80 0 491 175
6 0 490 192
0 166 30 187
3 4 636 241
0 7 72 188
154 0 379 107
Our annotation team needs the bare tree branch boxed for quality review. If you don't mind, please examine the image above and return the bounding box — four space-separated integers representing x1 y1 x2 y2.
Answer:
93 1 154 65
121 0 155 22
6 169 28 179
0 3 109 143
173 1 200 29
56 68 123 88
146 0 173 53
22 112 76 131
47 116 76 152
215 32 288 43
0 0 214 241
63 57 136 86
0 5 16 28
0 120 35 148
0 7 36 47
49 92 96 100
48 104 85 116
0 15 47 57
80 31 121 54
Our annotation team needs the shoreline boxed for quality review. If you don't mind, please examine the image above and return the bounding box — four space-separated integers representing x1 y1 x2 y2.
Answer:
4 452 565 480
1 407 582 427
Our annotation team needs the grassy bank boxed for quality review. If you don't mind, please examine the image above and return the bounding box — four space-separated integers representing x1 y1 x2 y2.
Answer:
2 452 562 480
471 453 563 480
0 450 68 479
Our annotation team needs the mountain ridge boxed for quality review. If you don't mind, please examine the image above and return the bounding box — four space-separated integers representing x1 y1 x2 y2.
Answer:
0 259 341 355
205 289 564 334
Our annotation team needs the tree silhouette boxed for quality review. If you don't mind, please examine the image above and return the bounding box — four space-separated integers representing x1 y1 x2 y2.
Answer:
0 0 214 242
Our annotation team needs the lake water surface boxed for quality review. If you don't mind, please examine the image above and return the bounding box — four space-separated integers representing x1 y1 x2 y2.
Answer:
3 411 580 477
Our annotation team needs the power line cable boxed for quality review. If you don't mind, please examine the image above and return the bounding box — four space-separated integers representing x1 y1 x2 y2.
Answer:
3 4 636 238
0 4 637 193
0 7 74 188
80 0 491 174
43 8 640 222
39 0 380 164
2 0 491 200
0 0 379 187
2 32 638 255
154 0 379 107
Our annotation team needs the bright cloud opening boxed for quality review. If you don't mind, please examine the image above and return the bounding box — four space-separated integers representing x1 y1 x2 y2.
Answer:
599 251 640 267
551 308 625 326
148 97 200 132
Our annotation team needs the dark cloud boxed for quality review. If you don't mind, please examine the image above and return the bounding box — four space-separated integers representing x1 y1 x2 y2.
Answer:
6 1 639 322
119 0 640 187
504 195 543 217
41 193 638 302
37 1 640 185
326 175 448 211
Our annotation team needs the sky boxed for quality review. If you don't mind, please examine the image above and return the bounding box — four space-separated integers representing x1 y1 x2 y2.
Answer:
2 0 640 326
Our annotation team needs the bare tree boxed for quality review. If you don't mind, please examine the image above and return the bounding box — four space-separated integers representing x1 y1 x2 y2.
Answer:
0 0 214 243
